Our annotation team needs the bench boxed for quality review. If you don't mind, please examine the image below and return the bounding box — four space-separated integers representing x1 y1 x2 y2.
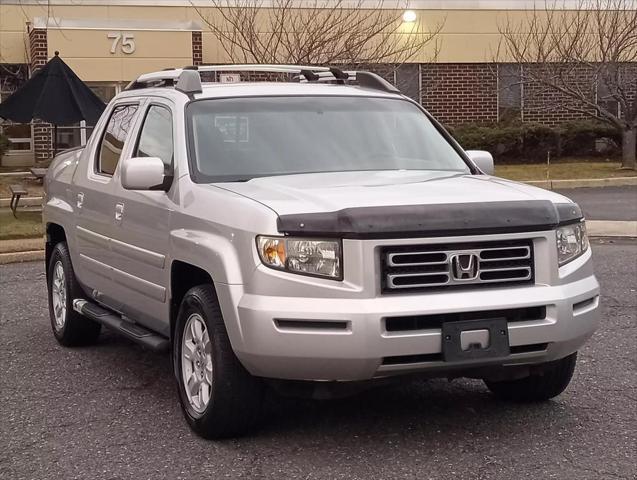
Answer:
9 184 28 218
29 167 48 183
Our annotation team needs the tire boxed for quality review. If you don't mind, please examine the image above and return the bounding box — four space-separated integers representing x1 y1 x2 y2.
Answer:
173 284 264 439
47 241 101 346
484 352 578 402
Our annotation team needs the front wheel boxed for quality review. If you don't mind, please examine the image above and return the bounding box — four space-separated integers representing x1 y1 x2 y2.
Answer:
173 284 264 439
484 352 578 402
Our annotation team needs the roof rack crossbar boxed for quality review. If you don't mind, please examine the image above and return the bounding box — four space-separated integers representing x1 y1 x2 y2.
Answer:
126 64 402 95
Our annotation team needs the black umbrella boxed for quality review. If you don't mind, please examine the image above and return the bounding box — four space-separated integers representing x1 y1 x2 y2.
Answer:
0 51 106 155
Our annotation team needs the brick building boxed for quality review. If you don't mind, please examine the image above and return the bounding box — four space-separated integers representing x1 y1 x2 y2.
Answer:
0 0 634 165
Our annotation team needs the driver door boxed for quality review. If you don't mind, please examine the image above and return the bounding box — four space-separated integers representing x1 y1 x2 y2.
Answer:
107 100 176 335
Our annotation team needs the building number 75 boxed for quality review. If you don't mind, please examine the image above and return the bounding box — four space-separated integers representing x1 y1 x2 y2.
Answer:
108 32 136 54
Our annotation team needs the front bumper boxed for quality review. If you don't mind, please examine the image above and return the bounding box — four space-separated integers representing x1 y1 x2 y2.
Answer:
217 230 600 381
223 273 599 381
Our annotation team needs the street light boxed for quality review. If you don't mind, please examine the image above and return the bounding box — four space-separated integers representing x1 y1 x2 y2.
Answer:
402 10 417 23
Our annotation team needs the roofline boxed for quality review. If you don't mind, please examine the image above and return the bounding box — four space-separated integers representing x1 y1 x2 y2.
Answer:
31 17 202 31
7 0 630 10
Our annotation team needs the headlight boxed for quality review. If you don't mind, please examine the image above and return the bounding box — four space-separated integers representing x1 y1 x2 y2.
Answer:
257 236 342 279
556 220 589 266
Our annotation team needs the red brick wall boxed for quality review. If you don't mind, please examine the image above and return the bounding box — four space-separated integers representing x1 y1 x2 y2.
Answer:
192 31 202 66
421 63 498 125
29 28 48 72
28 27 53 163
522 64 595 126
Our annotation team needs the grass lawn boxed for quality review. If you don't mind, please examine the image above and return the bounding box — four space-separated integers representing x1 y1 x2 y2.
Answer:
0 211 44 240
495 160 636 181
0 165 31 173
0 175 44 198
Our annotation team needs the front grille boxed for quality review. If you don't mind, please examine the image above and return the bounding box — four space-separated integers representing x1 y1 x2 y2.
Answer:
381 240 534 293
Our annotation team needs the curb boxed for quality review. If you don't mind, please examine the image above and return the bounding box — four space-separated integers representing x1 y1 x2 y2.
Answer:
525 176 637 189
0 237 44 254
0 171 31 177
586 220 637 238
0 250 45 264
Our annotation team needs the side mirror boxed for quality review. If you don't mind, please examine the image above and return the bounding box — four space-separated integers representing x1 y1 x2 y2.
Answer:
120 157 167 190
465 150 494 175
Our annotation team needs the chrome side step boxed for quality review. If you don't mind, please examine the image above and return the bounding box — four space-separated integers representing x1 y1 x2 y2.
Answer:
73 299 169 352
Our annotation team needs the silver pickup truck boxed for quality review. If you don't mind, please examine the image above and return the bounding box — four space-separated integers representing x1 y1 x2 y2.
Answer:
43 65 600 439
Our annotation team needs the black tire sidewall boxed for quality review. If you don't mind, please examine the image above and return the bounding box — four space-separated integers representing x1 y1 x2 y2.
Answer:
47 243 75 341
173 284 263 438
47 241 100 346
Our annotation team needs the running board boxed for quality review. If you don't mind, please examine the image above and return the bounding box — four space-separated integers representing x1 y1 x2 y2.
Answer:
73 299 169 352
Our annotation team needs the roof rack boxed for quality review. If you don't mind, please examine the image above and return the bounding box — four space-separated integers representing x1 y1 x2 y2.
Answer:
125 64 400 95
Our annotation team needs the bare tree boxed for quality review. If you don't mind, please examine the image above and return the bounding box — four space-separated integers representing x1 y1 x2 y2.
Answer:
498 0 637 169
192 1 442 73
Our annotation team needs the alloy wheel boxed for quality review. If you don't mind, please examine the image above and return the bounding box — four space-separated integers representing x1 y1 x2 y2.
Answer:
51 260 67 331
181 313 213 414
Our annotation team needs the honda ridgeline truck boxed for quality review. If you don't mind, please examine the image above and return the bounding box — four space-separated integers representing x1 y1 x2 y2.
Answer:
43 65 600 439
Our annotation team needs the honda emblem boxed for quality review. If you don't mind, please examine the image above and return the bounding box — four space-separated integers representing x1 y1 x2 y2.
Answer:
450 253 479 281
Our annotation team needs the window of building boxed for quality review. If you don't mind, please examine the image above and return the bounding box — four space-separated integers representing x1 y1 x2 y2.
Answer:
498 64 522 122
134 105 173 170
97 104 139 176
394 64 421 103
597 75 620 118
88 84 119 104
55 83 122 153
1 123 33 153
0 91 33 155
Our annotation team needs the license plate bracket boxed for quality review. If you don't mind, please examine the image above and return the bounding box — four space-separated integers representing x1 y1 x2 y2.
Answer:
442 318 510 362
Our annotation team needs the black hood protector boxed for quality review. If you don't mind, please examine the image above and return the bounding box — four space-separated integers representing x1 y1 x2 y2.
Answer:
277 201 582 238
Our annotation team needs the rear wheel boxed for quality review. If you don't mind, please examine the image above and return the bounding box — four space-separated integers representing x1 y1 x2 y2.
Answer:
173 284 264 439
47 242 101 346
484 352 578 402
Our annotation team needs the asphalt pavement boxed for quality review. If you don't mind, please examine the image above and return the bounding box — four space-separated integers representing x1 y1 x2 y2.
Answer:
1 239 636 480
556 186 637 221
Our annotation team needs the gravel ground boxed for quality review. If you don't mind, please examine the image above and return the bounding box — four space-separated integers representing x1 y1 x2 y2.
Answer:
0 239 635 480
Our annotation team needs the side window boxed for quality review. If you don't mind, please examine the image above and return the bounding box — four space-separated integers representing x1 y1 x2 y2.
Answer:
97 104 139 175
134 105 174 170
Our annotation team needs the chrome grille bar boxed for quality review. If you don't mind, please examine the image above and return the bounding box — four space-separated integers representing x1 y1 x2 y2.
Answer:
381 240 534 292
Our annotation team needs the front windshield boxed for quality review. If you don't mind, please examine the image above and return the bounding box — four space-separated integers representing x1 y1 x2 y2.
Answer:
186 96 470 182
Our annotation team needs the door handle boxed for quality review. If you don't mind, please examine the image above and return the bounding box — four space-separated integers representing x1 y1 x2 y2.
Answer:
115 202 124 221
76 192 84 209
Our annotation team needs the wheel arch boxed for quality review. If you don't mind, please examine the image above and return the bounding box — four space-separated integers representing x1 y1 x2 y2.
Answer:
45 223 67 278
170 260 214 339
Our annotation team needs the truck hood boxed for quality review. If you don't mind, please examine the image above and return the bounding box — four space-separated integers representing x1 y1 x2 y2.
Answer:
215 170 573 216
